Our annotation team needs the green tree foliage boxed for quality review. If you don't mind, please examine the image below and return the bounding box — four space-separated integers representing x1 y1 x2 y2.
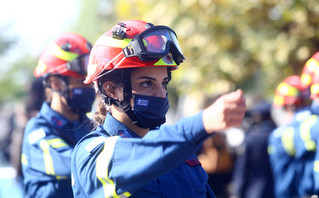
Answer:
0 55 36 105
104 0 319 100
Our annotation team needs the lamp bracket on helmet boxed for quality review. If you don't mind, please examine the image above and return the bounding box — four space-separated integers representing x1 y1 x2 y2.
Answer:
112 22 127 40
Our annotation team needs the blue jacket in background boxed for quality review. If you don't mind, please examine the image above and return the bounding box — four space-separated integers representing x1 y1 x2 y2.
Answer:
294 101 319 196
268 108 311 198
71 112 216 198
232 119 275 198
21 102 93 198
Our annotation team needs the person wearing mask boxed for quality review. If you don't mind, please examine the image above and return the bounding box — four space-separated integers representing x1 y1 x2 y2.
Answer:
268 75 311 198
71 20 246 197
21 32 96 197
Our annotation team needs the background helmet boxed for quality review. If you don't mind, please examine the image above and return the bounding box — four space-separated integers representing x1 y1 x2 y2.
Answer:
273 75 309 108
300 51 319 88
84 20 183 84
34 32 92 78
310 67 319 99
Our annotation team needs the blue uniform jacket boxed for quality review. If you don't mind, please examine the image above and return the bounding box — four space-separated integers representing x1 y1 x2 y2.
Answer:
71 112 216 198
268 108 311 198
294 101 319 196
21 102 93 198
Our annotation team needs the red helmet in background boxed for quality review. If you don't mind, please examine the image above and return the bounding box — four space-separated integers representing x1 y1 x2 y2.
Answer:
310 66 319 99
34 32 92 78
273 75 309 108
300 52 319 88
84 20 184 84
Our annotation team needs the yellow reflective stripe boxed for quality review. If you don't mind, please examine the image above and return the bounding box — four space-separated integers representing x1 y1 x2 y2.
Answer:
96 136 131 198
21 153 28 165
154 57 177 66
273 95 284 106
277 82 299 97
47 138 68 148
315 161 319 172
311 84 319 95
56 175 68 180
281 127 295 156
35 60 47 73
301 74 311 87
300 115 317 151
267 145 275 155
306 58 319 72
40 140 55 175
47 42 79 61
96 36 131 48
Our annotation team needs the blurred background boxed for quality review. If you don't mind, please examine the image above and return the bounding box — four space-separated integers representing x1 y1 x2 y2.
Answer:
1 0 319 197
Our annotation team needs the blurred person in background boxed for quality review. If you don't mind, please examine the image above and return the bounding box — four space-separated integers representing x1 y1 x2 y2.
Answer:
71 20 246 197
197 95 235 198
292 56 319 196
0 77 45 198
197 132 234 198
231 100 276 198
21 32 96 198
268 75 311 198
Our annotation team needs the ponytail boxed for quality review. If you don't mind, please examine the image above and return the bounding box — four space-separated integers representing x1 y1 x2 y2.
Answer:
93 101 108 126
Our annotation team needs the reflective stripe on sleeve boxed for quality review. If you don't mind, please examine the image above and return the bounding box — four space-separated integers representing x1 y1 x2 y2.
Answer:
39 138 70 179
281 127 295 156
85 136 107 152
315 161 319 172
96 136 131 198
300 115 317 151
40 140 55 175
47 138 68 148
21 153 28 165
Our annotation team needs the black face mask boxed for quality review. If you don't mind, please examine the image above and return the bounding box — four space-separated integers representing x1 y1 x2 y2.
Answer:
68 87 96 115
130 94 169 129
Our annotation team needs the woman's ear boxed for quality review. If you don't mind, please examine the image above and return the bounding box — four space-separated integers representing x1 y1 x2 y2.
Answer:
104 81 119 100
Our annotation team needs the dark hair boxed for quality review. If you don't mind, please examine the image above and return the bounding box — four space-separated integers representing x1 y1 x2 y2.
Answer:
93 69 129 126
93 101 108 126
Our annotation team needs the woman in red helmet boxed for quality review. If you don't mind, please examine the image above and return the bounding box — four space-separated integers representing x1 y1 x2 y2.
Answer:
71 20 246 198
21 32 96 198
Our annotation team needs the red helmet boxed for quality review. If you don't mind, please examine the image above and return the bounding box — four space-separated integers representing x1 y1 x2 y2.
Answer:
34 32 92 78
300 52 319 88
273 75 309 108
310 66 319 99
84 20 184 84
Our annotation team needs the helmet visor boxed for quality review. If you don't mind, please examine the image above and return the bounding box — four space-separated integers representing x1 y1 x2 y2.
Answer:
123 26 185 65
